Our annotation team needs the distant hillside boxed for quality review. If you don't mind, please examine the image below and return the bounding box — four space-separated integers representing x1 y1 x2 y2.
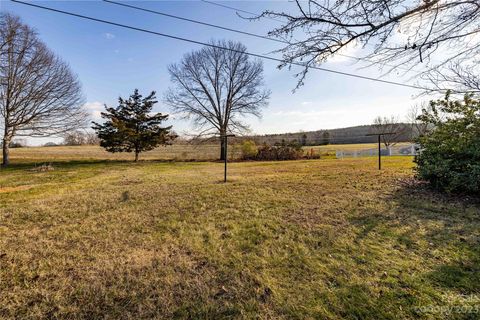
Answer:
248 124 414 145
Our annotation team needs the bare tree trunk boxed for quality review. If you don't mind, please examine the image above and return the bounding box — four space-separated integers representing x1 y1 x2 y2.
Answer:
2 135 11 167
134 150 139 162
219 128 226 160
220 138 226 161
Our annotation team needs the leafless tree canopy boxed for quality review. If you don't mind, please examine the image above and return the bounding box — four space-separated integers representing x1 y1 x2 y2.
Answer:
165 40 270 159
371 115 408 147
261 0 480 91
0 13 87 166
63 130 100 146
406 103 432 139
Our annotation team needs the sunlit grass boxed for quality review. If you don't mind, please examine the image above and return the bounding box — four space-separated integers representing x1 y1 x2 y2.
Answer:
4 142 412 164
0 152 478 319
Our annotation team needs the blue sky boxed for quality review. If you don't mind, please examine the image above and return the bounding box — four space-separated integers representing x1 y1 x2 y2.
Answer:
1 0 425 145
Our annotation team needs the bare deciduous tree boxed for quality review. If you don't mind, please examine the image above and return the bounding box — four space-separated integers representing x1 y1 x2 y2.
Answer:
165 40 270 160
0 13 87 166
406 103 432 140
371 115 407 148
260 1 480 90
63 130 100 146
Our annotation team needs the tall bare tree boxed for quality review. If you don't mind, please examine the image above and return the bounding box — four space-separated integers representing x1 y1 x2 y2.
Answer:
0 13 87 166
260 1 480 90
165 40 270 160
371 115 407 148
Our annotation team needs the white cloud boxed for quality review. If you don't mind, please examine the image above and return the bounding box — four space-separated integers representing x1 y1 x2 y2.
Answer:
170 111 191 120
321 40 361 64
83 101 104 121
251 94 421 134
103 32 115 40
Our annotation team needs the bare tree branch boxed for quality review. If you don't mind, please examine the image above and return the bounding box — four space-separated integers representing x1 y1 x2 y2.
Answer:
260 0 480 90
0 13 87 166
419 60 480 94
406 103 432 139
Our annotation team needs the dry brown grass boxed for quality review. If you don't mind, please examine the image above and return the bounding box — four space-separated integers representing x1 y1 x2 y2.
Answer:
0 153 479 319
7 144 226 162
6 142 412 164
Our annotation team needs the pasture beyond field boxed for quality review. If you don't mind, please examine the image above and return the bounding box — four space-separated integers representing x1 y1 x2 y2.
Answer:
3 143 411 163
0 153 479 318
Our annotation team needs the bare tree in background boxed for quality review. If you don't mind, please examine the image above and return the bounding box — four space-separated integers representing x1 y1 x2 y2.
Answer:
371 116 407 148
0 13 87 166
260 1 480 91
165 40 270 160
406 103 432 140
63 130 100 146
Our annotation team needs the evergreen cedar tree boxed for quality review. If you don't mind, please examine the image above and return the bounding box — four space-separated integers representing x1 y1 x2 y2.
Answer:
92 89 176 161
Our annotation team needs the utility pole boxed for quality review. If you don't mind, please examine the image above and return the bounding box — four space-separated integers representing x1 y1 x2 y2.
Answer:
366 132 396 170
221 134 235 182
378 134 381 170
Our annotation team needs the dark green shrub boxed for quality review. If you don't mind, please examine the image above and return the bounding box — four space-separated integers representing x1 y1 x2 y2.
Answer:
415 92 480 194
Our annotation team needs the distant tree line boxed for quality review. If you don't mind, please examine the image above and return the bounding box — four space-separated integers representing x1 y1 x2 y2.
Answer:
62 131 99 146
0 138 27 148
245 124 413 147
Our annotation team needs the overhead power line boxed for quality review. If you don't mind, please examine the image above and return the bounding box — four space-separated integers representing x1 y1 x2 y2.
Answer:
104 0 417 74
199 0 425 74
11 0 433 91
200 0 286 23
103 0 286 45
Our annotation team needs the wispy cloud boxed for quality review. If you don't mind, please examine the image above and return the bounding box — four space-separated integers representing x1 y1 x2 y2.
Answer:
84 101 104 121
103 32 115 40
320 40 360 64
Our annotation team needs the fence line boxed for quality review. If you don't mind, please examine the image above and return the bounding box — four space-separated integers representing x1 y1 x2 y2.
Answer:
335 144 418 159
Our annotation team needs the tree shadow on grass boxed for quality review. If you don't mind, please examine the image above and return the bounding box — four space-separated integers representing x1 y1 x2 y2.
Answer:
1 248 268 320
349 180 480 313
1 158 199 173
1 159 127 171
342 183 480 319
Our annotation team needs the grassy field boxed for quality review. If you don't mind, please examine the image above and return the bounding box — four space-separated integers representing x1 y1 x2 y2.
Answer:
5 144 226 162
5 143 412 163
1 150 479 319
